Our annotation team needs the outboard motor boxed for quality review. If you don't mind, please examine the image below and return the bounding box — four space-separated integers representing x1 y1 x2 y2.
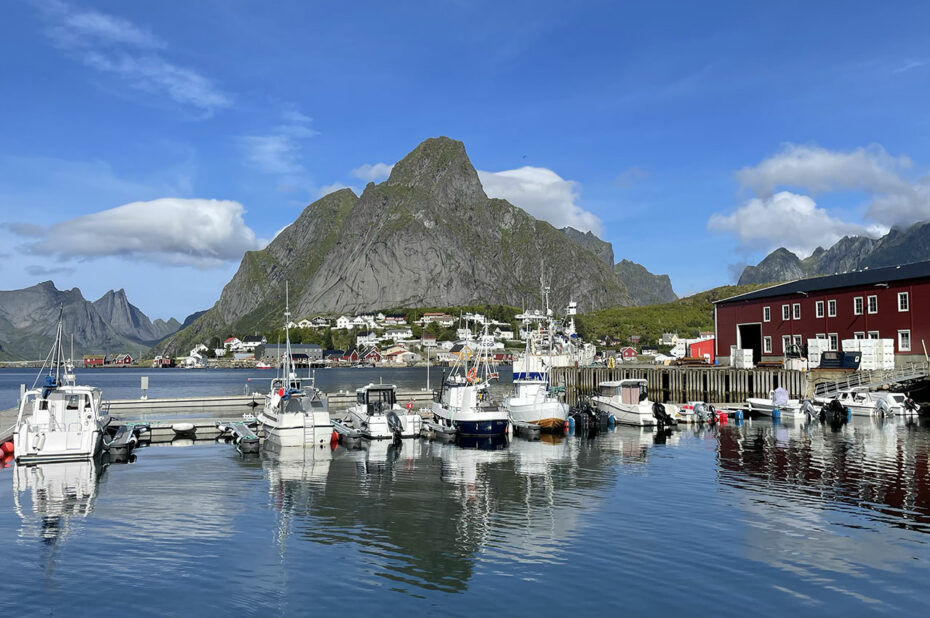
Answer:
875 398 892 417
652 402 678 427
904 397 920 414
821 399 848 426
386 410 404 441
569 400 599 437
693 402 717 424
800 399 818 421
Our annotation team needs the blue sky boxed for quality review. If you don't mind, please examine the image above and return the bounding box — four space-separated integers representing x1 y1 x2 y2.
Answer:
3 0 930 319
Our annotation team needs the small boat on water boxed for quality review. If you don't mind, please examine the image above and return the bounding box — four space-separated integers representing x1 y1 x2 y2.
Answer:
255 362 272 369
504 320 569 431
817 387 900 416
747 387 803 417
343 383 423 439
432 325 510 437
14 311 110 464
255 286 332 448
592 379 677 427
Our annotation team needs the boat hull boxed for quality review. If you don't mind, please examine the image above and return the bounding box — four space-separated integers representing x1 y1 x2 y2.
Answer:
346 406 423 439
431 402 510 436
504 400 568 430
746 398 802 417
592 398 656 426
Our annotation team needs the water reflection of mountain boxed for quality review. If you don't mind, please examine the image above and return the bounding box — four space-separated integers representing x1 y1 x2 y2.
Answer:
260 432 636 594
717 418 930 532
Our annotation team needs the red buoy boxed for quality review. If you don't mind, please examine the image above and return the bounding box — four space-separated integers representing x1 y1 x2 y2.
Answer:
0 441 13 455
563 420 570 434
330 430 339 448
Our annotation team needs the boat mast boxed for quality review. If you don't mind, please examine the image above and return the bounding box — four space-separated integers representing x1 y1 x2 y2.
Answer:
284 282 295 384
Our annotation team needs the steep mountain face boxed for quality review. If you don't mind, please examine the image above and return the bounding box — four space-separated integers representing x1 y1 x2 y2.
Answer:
93 289 180 343
737 248 806 285
559 227 677 305
612 259 677 306
0 282 174 360
162 137 633 353
738 221 930 285
560 227 614 266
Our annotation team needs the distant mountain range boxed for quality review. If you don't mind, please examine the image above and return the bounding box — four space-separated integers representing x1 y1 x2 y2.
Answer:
161 137 676 354
0 281 183 361
739 220 930 285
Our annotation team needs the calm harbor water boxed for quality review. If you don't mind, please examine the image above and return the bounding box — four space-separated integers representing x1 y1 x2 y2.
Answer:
1 369 929 616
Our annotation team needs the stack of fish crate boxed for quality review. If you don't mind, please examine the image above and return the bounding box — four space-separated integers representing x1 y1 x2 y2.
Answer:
730 346 754 368
807 338 830 368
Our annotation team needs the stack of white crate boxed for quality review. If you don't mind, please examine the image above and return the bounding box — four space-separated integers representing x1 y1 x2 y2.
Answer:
807 338 830 368
730 345 753 368
841 339 896 370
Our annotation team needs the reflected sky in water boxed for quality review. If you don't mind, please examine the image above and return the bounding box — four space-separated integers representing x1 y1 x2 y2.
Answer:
2 415 930 616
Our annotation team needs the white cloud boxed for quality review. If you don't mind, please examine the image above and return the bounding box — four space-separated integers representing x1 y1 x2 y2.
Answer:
478 166 602 235
708 191 885 257
34 0 230 114
351 163 394 183
736 143 910 197
8 198 260 268
241 106 316 177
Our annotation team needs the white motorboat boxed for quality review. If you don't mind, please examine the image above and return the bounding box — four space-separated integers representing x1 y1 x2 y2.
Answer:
344 383 423 439
826 387 900 416
256 286 332 448
432 325 510 437
14 313 110 464
747 387 803 417
504 330 569 431
592 379 672 427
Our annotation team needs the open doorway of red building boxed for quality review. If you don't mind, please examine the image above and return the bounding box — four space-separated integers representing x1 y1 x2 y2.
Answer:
737 323 762 364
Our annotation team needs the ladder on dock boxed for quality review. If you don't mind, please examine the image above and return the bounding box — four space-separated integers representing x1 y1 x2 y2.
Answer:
813 363 930 398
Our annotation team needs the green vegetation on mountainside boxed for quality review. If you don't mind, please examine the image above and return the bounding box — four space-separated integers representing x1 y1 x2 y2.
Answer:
576 284 769 346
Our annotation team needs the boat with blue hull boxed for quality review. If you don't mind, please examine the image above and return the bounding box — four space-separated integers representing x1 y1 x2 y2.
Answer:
431 325 511 438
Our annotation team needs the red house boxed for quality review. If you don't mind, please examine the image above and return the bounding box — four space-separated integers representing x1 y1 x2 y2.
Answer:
715 261 930 364
618 346 638 361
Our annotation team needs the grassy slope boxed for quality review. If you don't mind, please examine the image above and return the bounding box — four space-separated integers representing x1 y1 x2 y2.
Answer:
576 283 769 345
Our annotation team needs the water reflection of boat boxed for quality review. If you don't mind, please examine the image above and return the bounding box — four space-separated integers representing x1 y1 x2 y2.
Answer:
717 418 930 531
13 458 105 544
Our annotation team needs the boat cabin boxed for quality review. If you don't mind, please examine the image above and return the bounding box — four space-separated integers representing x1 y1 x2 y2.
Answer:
19 385 105 430
356 384 397 415
598 379 648 405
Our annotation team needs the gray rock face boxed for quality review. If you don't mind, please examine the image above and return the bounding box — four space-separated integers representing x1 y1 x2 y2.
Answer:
612 260 678 306
162 137 634 354
738 248 806 284
738 220 930 285
93 289 180 343
0 281 178 360
560 227 614 266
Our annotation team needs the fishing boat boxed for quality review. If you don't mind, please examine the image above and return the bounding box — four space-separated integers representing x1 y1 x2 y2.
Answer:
343 383 423 439
255 286 332 448
825 387 900 416
13 311 110 463
592 379 677 427
504 318 569 431
432 324 510 437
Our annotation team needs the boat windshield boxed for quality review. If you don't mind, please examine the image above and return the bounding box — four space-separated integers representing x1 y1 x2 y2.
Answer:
361 387 396 414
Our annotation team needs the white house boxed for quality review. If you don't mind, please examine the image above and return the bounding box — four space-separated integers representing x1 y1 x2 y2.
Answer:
456 328 475 341
493 328 514 341
356 331 379 347
297 319 313 329
239 335 266 351
224 337 241 350
335 315 353 330
385 327 413 341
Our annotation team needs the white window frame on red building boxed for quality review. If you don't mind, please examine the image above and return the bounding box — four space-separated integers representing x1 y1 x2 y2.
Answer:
815 300 824 318
792 303 800 320
763 336 772 353
898 292 909 312
781 304 790 320
868 295 878 314
763 306 770 322
854 297 863 315
898 330 911 351
781 335 791 353
828 333 838 351
827 299 837 317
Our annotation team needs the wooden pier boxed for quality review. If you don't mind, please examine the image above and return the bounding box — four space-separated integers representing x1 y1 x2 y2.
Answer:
550 365 809 406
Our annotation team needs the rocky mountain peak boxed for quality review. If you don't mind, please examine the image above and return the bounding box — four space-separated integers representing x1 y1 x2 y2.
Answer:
386 136 486 206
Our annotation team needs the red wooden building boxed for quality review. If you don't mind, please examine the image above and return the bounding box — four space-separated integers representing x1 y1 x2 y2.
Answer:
714 261 930 364
689 338 715 364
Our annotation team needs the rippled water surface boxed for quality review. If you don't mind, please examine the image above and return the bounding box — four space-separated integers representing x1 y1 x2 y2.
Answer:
2 375 930 616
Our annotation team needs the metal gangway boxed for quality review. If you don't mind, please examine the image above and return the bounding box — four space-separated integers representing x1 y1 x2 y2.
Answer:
813 363 930 398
